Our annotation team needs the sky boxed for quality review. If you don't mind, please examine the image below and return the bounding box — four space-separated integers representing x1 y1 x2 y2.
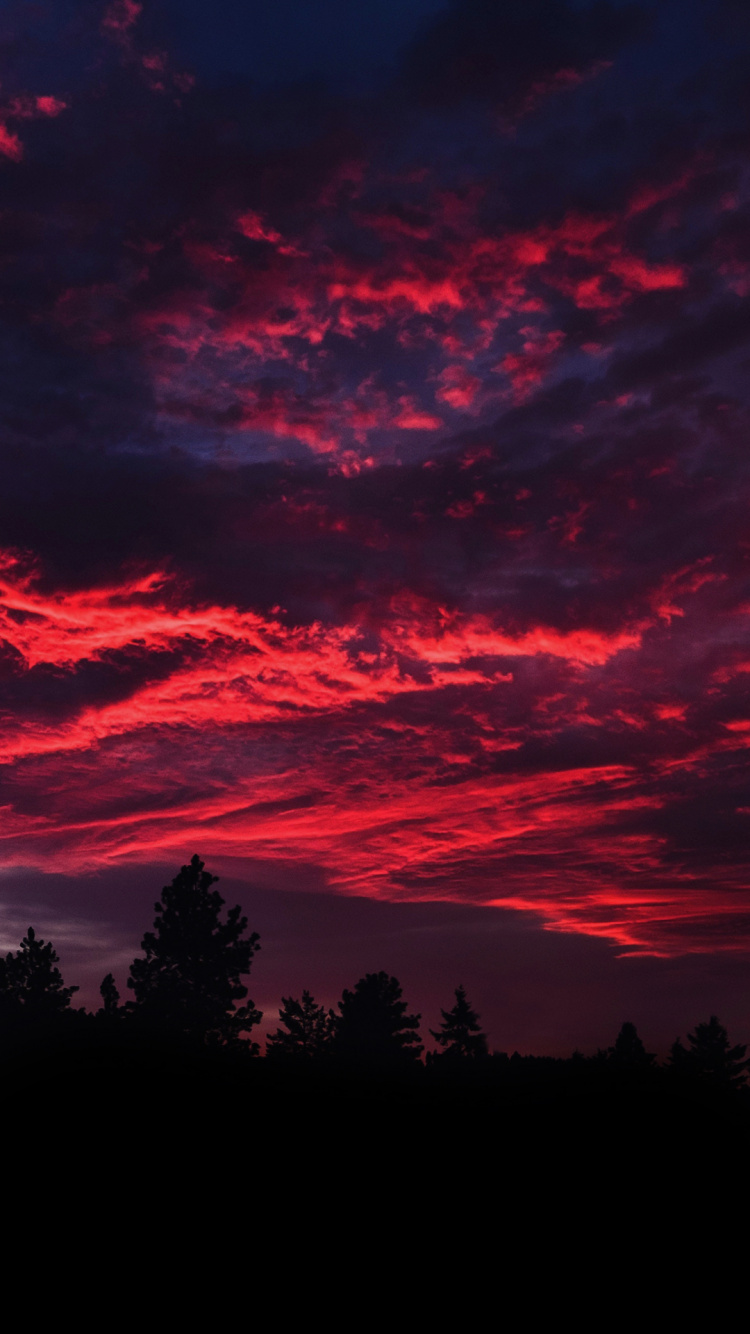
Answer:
1 0 750 1053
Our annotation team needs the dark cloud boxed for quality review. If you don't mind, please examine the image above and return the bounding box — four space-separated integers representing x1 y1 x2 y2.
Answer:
401 0 648 111
606 299 750 391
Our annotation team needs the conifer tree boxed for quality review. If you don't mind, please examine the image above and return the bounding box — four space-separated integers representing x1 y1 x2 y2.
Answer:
607 1021 655 1069
670 1015 749 1088
334 972 423 1065
430 984 488 1060
0 927 78 1024
127 855 261 1050
266 990 335 1059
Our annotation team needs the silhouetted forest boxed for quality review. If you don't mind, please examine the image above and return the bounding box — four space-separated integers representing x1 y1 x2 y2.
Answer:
1 856 747 1087
2 856 749 1200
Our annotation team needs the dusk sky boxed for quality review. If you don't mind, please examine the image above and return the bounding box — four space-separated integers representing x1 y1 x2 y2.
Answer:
2 0 750 1053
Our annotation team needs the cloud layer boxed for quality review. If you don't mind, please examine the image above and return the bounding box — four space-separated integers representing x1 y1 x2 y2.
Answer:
1 0 750 956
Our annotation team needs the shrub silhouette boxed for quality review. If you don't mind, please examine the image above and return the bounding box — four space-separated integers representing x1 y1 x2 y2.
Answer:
127 855 261 1050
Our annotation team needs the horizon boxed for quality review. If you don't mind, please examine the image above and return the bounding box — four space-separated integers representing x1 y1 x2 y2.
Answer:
4 855 750 1060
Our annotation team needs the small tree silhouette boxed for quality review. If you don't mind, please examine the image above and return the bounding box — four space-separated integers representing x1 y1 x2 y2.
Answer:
266 990 336 1059
334 971 423 1065
607 1021 655 1069
0 927 78 1025
430 985 488 1060
127 855 262 1050
99 972 120 1017
670 1015 749 1088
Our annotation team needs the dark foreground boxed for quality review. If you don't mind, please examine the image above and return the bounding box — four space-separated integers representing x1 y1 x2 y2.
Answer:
5 1040 747 1197
4 1040 747 1309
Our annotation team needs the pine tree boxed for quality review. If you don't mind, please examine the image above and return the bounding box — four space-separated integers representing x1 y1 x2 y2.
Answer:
0 927 78 1025
127 855 261 1050
266 990 336 1059
670 1015 749 1088
334 972 423 1065
607 1021 655 1069
430 985 488 1060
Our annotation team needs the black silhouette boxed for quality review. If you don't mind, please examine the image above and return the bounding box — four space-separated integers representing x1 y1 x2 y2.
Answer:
126 854 262 1049
266 989 336 1059
0 926 78 1026
99 972 120 1016
670 1014 750 1087
334 971 423 1065
607 1021 655 1069
430 984 488 1060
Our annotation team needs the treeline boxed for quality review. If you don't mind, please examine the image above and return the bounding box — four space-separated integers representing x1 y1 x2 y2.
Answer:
1 855 748 1099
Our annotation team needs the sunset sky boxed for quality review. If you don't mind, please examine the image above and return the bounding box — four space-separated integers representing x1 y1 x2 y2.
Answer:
1 0 750 1052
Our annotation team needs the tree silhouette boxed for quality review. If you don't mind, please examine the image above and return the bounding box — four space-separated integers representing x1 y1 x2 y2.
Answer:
0 927 78 1025
99 972 120 1017
334 972 422 1065
266 990 336 1059
127 855 262 1050
430 984 488 1060
670 1015 749 1088
607 1021 655 1069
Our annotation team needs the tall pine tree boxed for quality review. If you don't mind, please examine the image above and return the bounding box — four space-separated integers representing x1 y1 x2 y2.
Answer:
127 855 261 1050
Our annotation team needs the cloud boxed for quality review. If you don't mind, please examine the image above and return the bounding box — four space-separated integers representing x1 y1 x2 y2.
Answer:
401 0 647 113
0 86 68 161
0 0 749 965
102 0 143 41
1 524 750 957
0 124 22 161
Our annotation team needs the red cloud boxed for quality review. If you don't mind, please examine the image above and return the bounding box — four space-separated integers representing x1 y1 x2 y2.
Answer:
391 398 444 431
436 364 482 410
0 90 68 162
101 0 142 40
2 544 750 955
101 0 193 97
106 173 693 460
0 124 22 161
0 552 649 777
496 327 566 399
